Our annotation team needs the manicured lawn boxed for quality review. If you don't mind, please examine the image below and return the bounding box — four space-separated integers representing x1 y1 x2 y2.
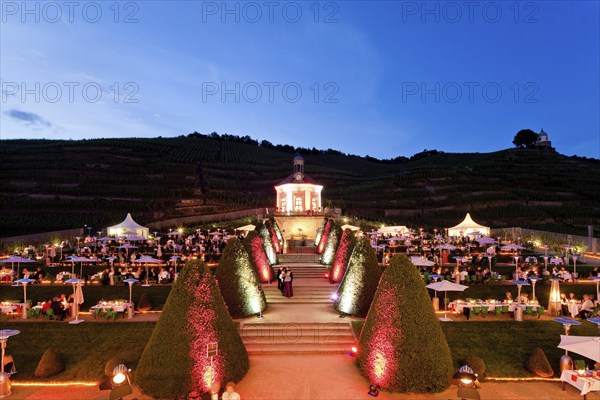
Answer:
352 320 598 377
4 322 155 381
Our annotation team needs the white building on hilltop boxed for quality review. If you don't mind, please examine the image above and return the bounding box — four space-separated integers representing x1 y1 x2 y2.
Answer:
274 155 323 214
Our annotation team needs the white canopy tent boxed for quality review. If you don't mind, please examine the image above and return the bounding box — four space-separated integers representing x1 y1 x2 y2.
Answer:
107 213 149 238
447 213 490 238
236 224 256 232
340 224 360 232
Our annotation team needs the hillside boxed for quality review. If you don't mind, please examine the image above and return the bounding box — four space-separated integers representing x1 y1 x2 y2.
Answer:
1 137 599 237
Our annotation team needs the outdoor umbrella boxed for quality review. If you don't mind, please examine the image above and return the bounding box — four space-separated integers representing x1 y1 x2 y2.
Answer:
511 279 531 303
136 255 163 286
426 280 468 322
65 278 84 324
591 276 600 304
558 335 600 362
14 278 35 304
0 256 36 283
475 237 497 246
123 278 139 304
170 255 181 274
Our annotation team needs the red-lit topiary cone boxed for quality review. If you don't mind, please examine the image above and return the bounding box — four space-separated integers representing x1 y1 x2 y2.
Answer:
317 218 333 254
356 254 453 393
243 231 274 283
136 260 248 398
330 229 357 283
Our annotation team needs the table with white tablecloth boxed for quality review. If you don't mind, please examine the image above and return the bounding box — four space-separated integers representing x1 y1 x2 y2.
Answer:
564 302 582 318
561 370 600 399
449 302 540 314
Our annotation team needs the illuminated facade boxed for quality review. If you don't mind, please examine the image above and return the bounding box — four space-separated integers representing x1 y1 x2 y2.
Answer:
274 155 323 213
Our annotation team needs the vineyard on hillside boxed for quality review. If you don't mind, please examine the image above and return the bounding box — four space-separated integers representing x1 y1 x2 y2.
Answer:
1 137 599 237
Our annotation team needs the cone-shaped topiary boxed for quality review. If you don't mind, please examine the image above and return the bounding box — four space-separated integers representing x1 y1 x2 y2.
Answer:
321 224 342 265
330 229 357 283
136 260 249 398
269 217 284 244
216 237 267 318
334 238 381 317
265 220 281 253
137 292 153 311
314 217 327 247
257 222 278 265
34 348 64 378
356 254 453 392
526 347 554 378
317 218 333 254
242 231 274 283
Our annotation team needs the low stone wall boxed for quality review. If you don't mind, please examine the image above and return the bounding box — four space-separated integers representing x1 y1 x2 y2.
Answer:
147 208 267 230
1 227 84 246
492 226 598 253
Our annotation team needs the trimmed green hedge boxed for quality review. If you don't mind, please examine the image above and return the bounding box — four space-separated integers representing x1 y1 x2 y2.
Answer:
330 229 357 283
216 238 267 318
356 254 453 392
136 260 248 397
321 225 342 265
334 238 381 317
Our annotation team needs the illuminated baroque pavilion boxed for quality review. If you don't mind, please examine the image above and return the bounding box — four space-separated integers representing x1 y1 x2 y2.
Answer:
274 155 323 213
274 156 324 244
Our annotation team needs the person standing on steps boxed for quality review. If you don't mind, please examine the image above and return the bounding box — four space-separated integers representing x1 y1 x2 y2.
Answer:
276 266 284 292
283 267 294 298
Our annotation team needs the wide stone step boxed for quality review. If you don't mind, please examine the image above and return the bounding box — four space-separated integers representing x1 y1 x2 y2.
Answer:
244 343 354 355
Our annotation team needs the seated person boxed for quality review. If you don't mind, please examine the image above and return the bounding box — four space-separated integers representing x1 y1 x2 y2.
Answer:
504 292 513 302
32 267 45 283
50 297 68 321
2 354 15 374
578 295 594 319
41 298 52 314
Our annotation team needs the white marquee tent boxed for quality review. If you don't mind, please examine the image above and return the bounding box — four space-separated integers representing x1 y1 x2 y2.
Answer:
447 213 490 238
107 213 149 238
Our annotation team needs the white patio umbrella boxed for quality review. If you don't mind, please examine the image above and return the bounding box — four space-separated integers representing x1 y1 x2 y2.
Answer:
511 279 531 303
591 276 600 303
426 280 468 321
170 255 181 274
475 237 497 246
0 256 36 283
558 335 600 362
123 278 139 303
65 278 84 324
14 278 35 304
137 255 163 286
236 224 256 232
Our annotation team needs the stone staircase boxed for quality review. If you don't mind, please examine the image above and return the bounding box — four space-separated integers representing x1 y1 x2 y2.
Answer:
278 252 327 279
263 285 333 304
240 321 356 355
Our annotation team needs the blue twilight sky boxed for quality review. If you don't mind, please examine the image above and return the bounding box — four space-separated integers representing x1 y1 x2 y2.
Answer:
1 1 599 158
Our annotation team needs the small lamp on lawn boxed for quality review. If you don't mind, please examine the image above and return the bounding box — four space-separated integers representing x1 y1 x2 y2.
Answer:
554 317 581 372
0 329 20 398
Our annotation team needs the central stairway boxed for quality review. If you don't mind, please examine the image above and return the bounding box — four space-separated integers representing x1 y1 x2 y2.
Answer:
241 321 356 355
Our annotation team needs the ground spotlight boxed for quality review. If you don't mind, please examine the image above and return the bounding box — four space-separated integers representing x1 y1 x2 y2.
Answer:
99 364 133 400
368 384 379 397
350 345 358 357
331 293 338 301
451 365 480 400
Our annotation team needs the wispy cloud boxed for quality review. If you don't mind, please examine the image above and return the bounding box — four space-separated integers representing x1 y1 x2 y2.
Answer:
5 109 54 129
